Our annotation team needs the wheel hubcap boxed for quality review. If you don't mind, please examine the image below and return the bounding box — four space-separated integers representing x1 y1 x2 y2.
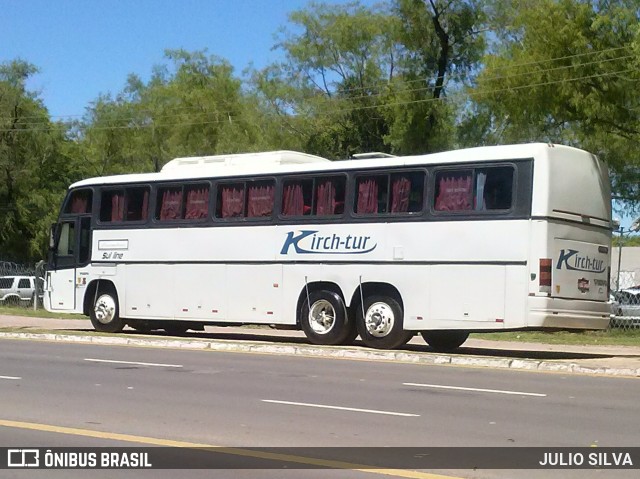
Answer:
94 294 116 324
365 302 395 337
308 300 336 334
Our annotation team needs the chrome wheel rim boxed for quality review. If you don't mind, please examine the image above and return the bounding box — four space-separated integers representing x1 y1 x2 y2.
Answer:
308 299 336 335
364 302 395 337
94 294 116 324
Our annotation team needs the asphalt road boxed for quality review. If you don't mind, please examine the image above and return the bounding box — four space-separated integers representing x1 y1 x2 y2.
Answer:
1 338 639 479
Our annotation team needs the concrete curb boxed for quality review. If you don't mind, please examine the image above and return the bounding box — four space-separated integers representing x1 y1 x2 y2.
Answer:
1 331 639 378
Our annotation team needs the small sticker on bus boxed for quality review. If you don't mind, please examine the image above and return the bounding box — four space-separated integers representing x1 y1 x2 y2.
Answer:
578 278 590 293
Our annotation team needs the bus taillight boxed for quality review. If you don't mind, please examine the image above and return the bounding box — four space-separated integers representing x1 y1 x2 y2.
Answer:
539 258 552 294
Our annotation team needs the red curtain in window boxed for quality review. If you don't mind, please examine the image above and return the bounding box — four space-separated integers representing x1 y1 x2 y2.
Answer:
357 179 378 214
221 186 244 218
185 187 209 219
160 189 183 220
282 184 304 216
316 180 336 216
111 193 124 222
70 194 88 214
247 185 274 217
390 177 411 213
434 176 472 211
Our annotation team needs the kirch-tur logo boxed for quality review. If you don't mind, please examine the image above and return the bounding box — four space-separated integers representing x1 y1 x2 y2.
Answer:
280 230 377 255
556 249 606 274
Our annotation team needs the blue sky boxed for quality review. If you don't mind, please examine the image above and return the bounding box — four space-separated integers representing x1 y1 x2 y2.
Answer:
2 1 633 228
1 0 361 119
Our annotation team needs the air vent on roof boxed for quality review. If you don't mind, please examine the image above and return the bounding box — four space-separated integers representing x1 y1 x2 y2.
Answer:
161 150 329 171
352 152 397 160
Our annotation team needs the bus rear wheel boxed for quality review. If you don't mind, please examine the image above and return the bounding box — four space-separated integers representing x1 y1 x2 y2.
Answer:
421 330 469 352
89 287 124 333
300 290 354 345
356 295 413 349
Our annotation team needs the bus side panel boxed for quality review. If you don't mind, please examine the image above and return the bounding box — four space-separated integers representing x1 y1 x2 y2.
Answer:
173 264 227 320
124 264 174 319
504 265 529 329
428 265 506 327
227 264 283 323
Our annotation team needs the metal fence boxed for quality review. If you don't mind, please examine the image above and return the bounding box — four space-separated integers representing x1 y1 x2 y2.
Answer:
610 272 640 331
0 260 47 310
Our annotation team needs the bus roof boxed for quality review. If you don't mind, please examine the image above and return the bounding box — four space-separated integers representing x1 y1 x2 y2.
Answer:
69 143 586 189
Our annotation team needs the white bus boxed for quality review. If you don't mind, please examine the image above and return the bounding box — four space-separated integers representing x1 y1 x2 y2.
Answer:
45 143 612 351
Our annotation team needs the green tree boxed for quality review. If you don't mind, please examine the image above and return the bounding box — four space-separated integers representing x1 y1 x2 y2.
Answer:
0 60 77 261
385 0 486 153
257 0 486 158
258 1 399 158
81 50 284 173
466 0 640 202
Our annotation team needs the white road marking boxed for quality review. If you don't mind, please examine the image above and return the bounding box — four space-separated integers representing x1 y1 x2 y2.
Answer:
403 382 546 397
84 358 183 368
262 399 420 417
0 375 21 380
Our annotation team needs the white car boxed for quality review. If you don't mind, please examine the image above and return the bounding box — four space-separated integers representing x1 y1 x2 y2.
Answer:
610 288 640 328
0 276 42 305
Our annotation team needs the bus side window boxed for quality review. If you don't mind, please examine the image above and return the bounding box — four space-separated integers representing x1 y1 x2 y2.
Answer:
355 175 388 215
390 172 424 214
184 184 210 219
314 177 345 216
481 167 514 211
216 183 245 219
247 180 275 218
65 189 92 214
100 190 125 222
156 186 183 221
282 179 312 216
434 171 473 212
125 187 149 221
56 222 75 256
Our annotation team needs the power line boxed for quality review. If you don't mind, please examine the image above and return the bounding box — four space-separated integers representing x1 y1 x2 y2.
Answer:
0 66 635 134
0 43 633 123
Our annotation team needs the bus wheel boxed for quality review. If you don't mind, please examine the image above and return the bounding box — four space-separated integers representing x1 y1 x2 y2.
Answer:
300 290 352 345
421 330 469 352
357 296 413 349
90 288 124 333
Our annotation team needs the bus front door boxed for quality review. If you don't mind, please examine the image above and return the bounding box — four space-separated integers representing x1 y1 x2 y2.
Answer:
48 220 78 310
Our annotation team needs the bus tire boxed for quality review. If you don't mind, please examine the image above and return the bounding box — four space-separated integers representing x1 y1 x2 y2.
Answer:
421 330 469 352
356 295 413 349
300 290 352 345
89 286 124 333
